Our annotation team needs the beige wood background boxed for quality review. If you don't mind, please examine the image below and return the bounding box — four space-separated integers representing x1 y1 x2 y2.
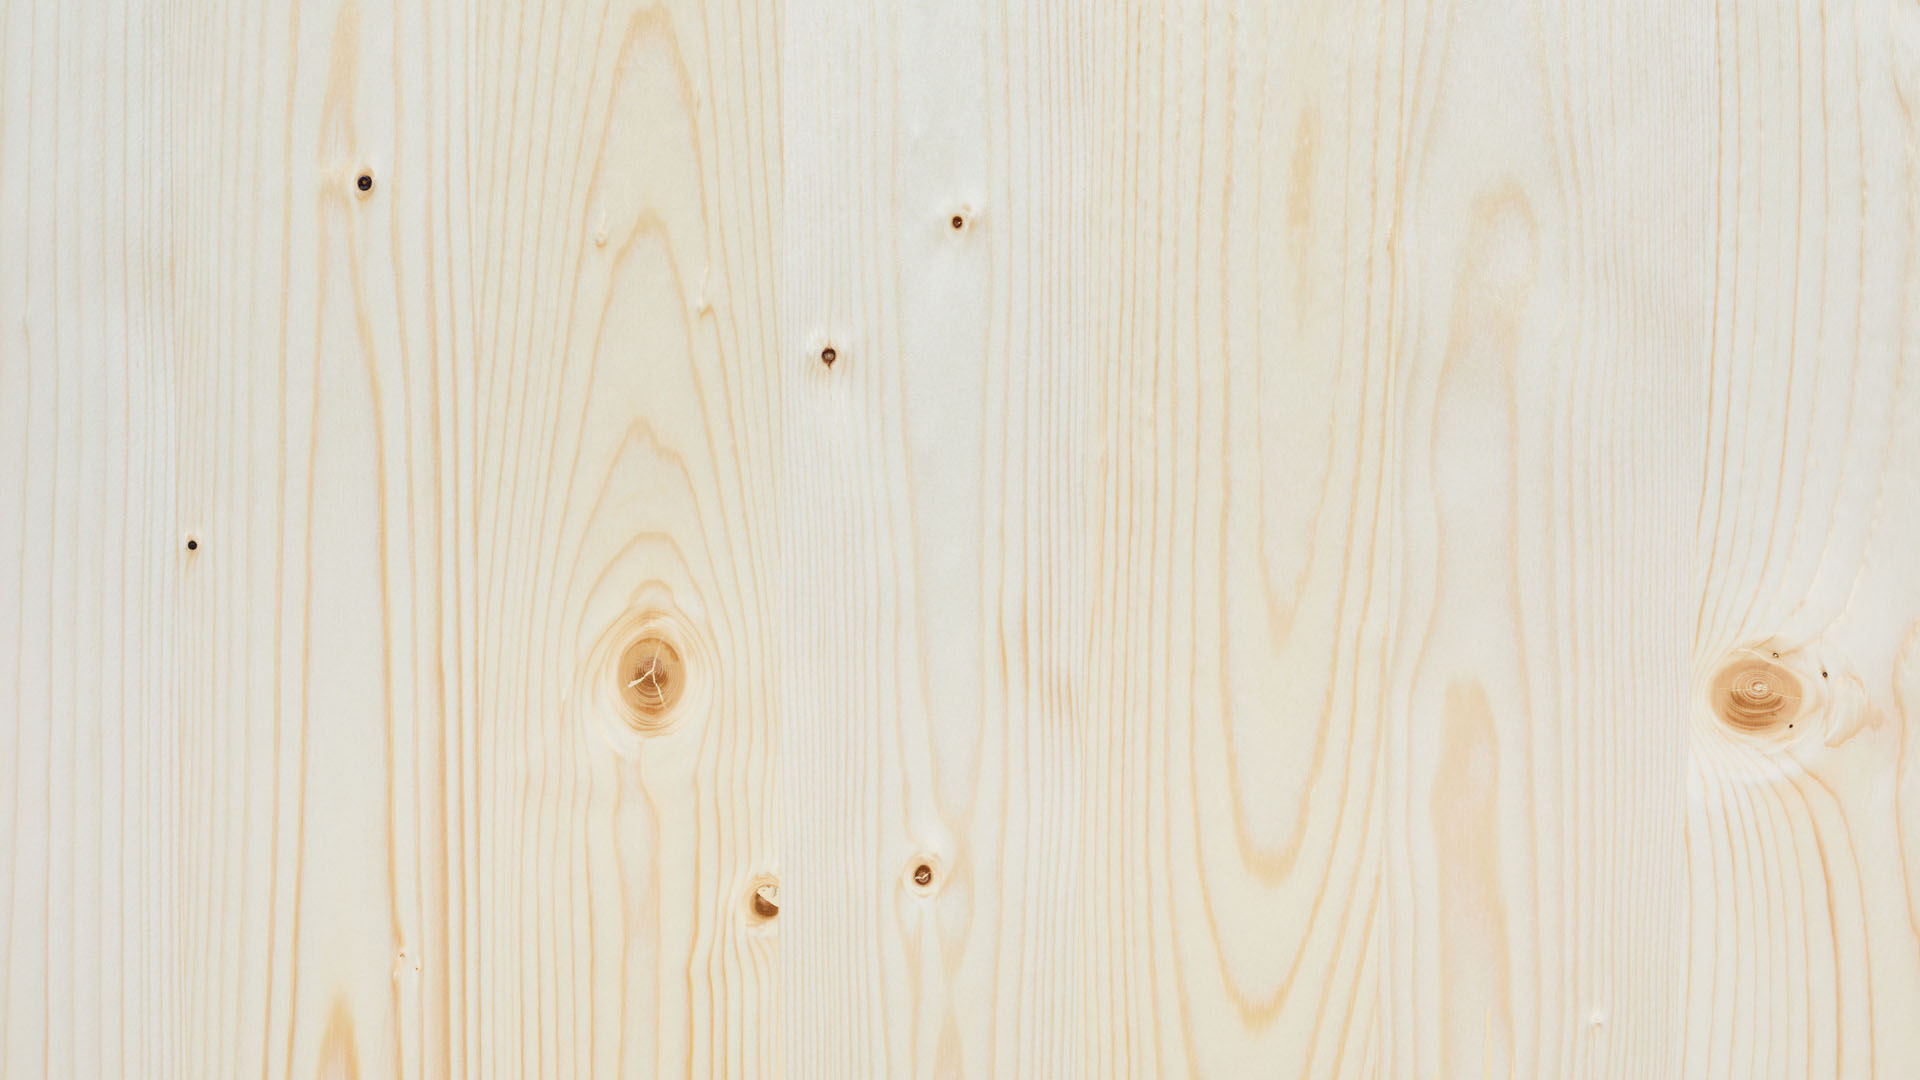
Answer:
5 0 1920 1076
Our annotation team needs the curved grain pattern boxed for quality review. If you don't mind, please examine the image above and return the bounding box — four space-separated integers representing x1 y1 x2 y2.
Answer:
6 0 1920 1077
1382 0 1711 1074
1078 3 1399 1075
1683 3 1920 1075
6 0 782 1075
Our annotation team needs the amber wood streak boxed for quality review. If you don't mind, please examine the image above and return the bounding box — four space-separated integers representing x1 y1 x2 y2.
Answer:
4 0 1920 1077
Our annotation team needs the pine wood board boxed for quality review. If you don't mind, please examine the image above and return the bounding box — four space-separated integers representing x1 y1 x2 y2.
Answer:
4 0 1920 1076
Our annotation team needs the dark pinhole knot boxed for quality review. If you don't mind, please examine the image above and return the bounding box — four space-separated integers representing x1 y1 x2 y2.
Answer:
903 853 942 895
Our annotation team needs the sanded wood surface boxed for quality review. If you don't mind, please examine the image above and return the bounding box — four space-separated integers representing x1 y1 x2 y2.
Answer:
4 0 1920 1076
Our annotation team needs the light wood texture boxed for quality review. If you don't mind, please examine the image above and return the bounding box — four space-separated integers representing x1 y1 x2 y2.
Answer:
4 0 1920 1077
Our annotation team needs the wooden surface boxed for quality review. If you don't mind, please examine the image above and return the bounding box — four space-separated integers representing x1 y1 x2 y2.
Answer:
4 0 1920 1076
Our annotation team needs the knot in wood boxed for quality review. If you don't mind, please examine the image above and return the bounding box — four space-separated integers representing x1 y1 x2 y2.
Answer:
749 877 780 921
904 855 941 896
1710 655 1801 732
616 635 684 728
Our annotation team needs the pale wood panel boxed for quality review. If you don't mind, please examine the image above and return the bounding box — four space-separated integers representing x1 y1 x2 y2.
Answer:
777 0 1085 1074
1077 2 1399 1075
6 0 1920 1077
1381 1 1712 1076
168 4 428 1076
448 3 782 1075
7 0 783 1076
1684 1 1920 1076
0 3 179 1078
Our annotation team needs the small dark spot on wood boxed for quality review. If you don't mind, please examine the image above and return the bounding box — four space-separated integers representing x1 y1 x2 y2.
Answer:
356 173 374 192
912 863 933 887
185 537 198 551
1771 651 1779 658
750 880 779 920
950 214 966 230
820 346 837 367
1821 670 1828 678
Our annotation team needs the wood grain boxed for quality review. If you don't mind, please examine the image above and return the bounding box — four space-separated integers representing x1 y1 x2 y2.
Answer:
4 0 1920 1076
2 4 177 1077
